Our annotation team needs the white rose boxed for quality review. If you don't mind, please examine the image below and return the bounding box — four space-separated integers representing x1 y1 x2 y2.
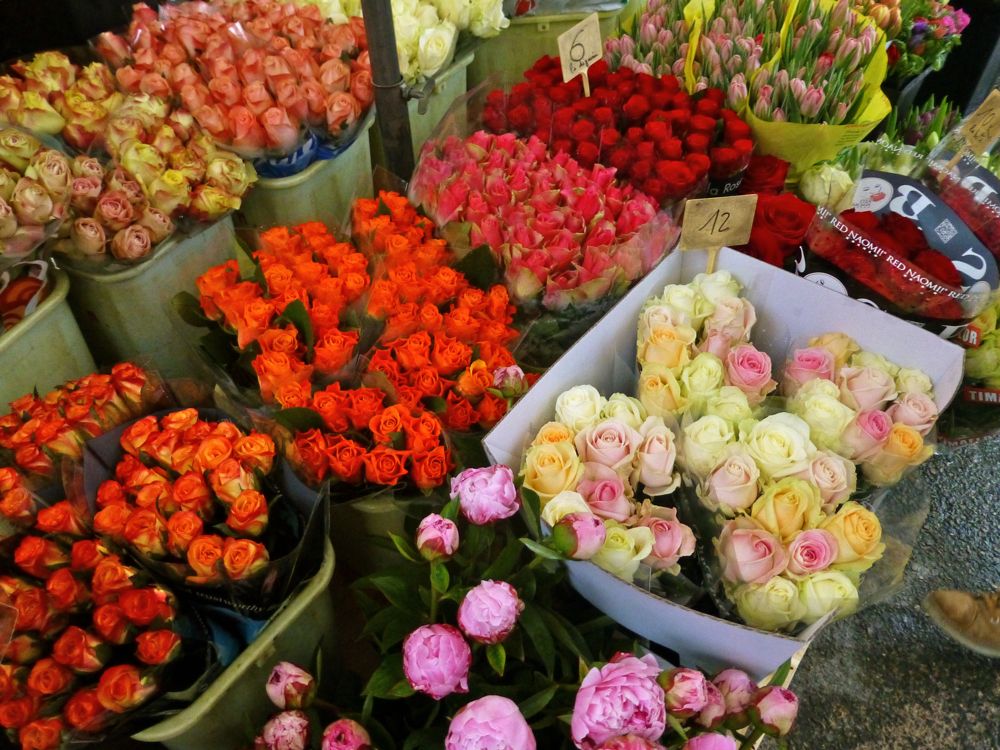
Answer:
468 0 509 37
732 577 806 631
741 413 816 481
601 393 648 431
657 284 713 329
681 415 735 478
555 385 607 433
540 490 592 527
789 391 856 452
394 12 422 50
790 377 841 401
849 350 900 378
417 21 457 77
593 522 655 581
680 352 725 416
705 386 753 426
638 302 692 339
313 0 349 23
797 570 859 625
690 270 742 307
416 4 441 27
894 367 933 396
433 0 472 29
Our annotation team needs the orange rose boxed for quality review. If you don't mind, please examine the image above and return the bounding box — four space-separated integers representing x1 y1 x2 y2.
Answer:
96 480 127 507
222 537 269 580
172 471 213 519
210 422 243 443
18 716 64 750
314 329 360 375
225 489 269 536
293 260 330 289
197 260 240 319
326 436 365 483
63 687 109 732
366 279 398 318
0 696 40 730
444 392 479 432
0 487 35 526
395 386 425 410
253 351 314 404
362 446 411 486
477 392 509 428
342 271 370 302
311 277 346 308
186 535 225 582
45 568 88 612
96 664 156 713
34 419 83 460
209 457 258 505
117 456 169 493
443 307 481 341
120 415 159 457
14 536 68 578
90 556 136 603
276 380 312 408
455 360 494 399
135 482 171 513
0 664 19 702
431 334 473 376
183 420 213 443
192 436 233 472
26 659 73 698
110 362 150 411
6 634 44 665
123 509 167 557
307 300 343 337
11 588 54 633
345 387 385 431
418 303 444 333
387 264 422 302
477 340 517 370
158 410 196 433
14 445 54 477
392 331 432 371
118 587 173 627
366 348 403 386
234 433 276 474
382 232 412 262
136 630 182 666
232 297 276 350
291 429 329 485
263 263 296 296
382 303 421 341
0 467 23 493
70 540 106 572
165 511 203 557
91 604 132 646
51 626 106 674
312 385 350 433
403 410 443 453
427 267 468 304
411 446 451 490
369 404 411 445
145 428 181 468
258 326 300 355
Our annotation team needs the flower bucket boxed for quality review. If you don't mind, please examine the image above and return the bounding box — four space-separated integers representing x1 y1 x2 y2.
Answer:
239 117 374 232
371 50 475 164
0 269 96 407
131 540 335 750
64 217 236 378
330 492 409 576
483 247 963 681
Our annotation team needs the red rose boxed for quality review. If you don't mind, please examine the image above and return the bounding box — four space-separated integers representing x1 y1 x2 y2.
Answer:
631 160 653 181
657 161 697 200
664 109 691 135
684 133 710 154
593 106 615 127
626 126 645 144
709 146 746 179
644 121 670 142
739 155 790 195
642 178 667 202
695 98 721 118
915 250 962 287
599 128 621 148
622 94 651 122
685 153 712 179
570 119 596 142
656 137 683 160
689 114 717 135
636 141 656 161
507 104 534 133
882 212 931 255
606 145 633 172
739 193 817 267
576 142 600 166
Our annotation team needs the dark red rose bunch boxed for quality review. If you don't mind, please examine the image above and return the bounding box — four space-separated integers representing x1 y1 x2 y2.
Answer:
739 154 791 195
481 56 754 206
736 192 816 267
929 169 1000 263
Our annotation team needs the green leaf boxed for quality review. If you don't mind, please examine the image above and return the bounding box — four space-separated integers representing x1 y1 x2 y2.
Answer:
518 684 558 720
276 299 315 351
360 606 398 640
452 244 500 290
440 498 460 522
426 396 447 413
486 642 506 677
365 574 424 612
363 653 409 699
430 561 450 594
389 532 421 563
767 659 792 687
171 291 213 327
376 197 392 216
199 328 238 367
519 603 555 677
273 407 326 432
519 537 563 561
519 485 542 539
402 728 447 750
481 535 524 581
539 608 592 664
463 524 495 558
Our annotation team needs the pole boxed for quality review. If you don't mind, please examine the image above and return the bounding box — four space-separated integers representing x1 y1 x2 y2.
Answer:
361 0 415 182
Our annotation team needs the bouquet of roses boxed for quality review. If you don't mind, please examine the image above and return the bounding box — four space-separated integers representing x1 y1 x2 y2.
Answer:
0 127 72 268
481 57 755 204
0 259 52 334
0 363 156 484
94 0 373 160
959 295 1000 403
0 474 186 748
734 185 816 269
604 0 692 80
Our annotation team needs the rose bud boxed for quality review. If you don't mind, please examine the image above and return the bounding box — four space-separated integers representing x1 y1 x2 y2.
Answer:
242 80 274 117
173 472 213 518
13 92 65 135
94 31 131 67
227 106 267 151
259 710 310 750
111 225 153 263
457 580 523 645
322 718 371 750
35 500 88 538
265 662 316 710
71 155 104 180
0 485 35 525
415 513 459 561
205 152 256 196
90 555 138 603
25 149 72 202
300 79 328 126
169 62 200 92
119 587 174 627
93 190 134 231
551 512 606 560
658 668 710 718
168 147 206 184
14 536 69 578
11 589 54 631
63 687 110 732
186 535 225 583
189 184 241 221
51 627 107 674
6 633 45 665
122 507 167 556
92 604 133 646
326 91 360 135
147 169 192 217
26 658 74 698
120 142 165 190
11 178 56 225
402 624 471 700
75 62 115 99
222 537 269 581
193 103 231 140
69 177 102 213
136 206 173 244
259 106 299 152
0 128 42 172
749 686 798 737
96 664 157 714
225 489 269 537
136 630 182 666
0 167 19 201
103 115 144 159
67 218 107 257
70 540 107 572
45 568 89 612
0 197 16 239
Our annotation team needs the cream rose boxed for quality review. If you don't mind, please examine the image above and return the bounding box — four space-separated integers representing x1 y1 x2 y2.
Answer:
732 577 805 631
741 413 815 480
555 385 607 433
792 451 856 511
701 296 756 348
574 420 641 474
690 270 742 307
521 441 583 504
702 445 760 514
797 570 859 624
601 393 648 431
705 386 753 427
657 283 713 328
417 21 458 77
592 522 655 581
680 352 726 416
681 415 735 478
638 320 697 371
850 350 900 378
894 368 933 396
789 387 856 452
808 332 860 370
630 417 680 496
637 364 687 417
540 490 591 527
750 478 823 543
819 501 885 575
837 366 897 412
469 0 510 38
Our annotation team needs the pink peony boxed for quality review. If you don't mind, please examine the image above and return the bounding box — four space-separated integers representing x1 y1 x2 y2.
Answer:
265 662 315 710
659 667 709 718
450 466 519 525
258 710 310 750
457 580 523 645
750 686 798 737
321 719 371 750
682 734 738 750
696 680 726 728
596 736 666 750
402 624 471 700
571 653 666 749
551 512 606 560
445 695 536 750
416 513 459 561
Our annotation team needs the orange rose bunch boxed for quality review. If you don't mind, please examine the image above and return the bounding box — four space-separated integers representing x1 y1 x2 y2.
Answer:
93 410 276 586
0 363 153 481
351 190 453 272
0 482 182 748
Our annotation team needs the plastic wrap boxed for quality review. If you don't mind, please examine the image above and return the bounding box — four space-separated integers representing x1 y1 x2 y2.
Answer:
0 259 52 333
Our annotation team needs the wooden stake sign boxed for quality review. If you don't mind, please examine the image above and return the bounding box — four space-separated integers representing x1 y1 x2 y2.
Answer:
558 13 602 97
944 88 1000 173
679 194 758 273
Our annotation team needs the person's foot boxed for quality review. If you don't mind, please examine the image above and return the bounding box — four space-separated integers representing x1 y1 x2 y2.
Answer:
923 589 1000 658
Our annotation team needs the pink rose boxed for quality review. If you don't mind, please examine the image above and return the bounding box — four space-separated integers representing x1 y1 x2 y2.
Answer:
110 225 152 262
837 366 897 412
325 92 361 134
300 79 329 126
70 177 103 214
839 410 892 461
181 83 212 113
630 419 679 496
725 345 777 406
265 662 316 710
261 106 300 151
886 392 938 436
574 420 642 473
597 737 665 750
321 719 371 750
274 78 308 123
578 463 633 522
785 529 838 576
451 465 519 525
70 218 107 256
638 507 695 571
416 513 459 561
71 156 105 181
350 70 373 109
682 734 738 750
209 77 243 107
94 190 134 231
457 580 523 645
572 654 666 749
259 710 310 750
696 680 726 728
194 103 231 139
718 517 788 584
137 207 173 244
712 668 756 717
782 348 836 396
243 81 276 117
704 451 760 514
402 624 471 700
319 59 351 93
750 686 798 737
792 452 855 510
446 696 536 750
702 298 756 348
700 332 733 360
228 106 268 152
551 512 606 560
658 667 709 717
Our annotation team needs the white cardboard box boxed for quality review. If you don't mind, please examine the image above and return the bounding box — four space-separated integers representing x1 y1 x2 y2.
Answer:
483 247 964 680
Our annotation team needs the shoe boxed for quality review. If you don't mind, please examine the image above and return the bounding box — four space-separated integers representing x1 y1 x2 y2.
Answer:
923 589 1000 658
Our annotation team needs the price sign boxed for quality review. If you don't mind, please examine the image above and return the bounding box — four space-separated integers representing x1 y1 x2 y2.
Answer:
558 13 602 96
680 195 758 273
962 89 1000 155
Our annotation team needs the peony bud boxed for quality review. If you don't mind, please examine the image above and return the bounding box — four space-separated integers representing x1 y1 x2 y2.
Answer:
550 512 606 559
321 719 371 750
265 662 316 710
415 513 459 561
259 711 310 750
750 686 798 737
658 668 709 717
457 580 523 645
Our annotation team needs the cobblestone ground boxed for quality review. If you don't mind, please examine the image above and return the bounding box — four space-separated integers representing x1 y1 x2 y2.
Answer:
790 434 1000 750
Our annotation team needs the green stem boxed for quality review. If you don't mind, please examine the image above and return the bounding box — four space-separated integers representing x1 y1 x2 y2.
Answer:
429 580 440 623
666 714 689 742
739 726 766 750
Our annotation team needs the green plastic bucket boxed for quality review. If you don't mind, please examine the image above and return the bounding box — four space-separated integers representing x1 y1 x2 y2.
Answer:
331 493 409 576
240 119 374 232
0 270 96 407
132 540 336 750
64 217 236 379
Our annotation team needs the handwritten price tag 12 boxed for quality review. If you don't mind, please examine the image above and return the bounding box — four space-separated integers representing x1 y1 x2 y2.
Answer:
558 13 602 96
962 88 1000 155
680 194 758 273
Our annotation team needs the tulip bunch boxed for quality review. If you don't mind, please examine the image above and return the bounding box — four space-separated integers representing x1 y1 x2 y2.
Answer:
0 51 124 151
0 472 183 749
410 130 672 312
95 0 373 156
0 363 154 482
482 57 756 204
749 0 880 125
571 657 800 750
604 0 691 80
0 128 71 266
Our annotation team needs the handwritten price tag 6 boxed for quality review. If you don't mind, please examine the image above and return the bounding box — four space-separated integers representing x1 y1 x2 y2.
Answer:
680 195 758 273
962 89 1000 155
558 13 602 94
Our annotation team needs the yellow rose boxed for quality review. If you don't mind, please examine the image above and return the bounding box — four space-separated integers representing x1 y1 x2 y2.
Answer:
705 386 753 427
638 321 696 371
555 385 607 433
532 421 575 446
637 364 687 417
894 368 933 396
860 423 933 487
788 389 855 452
849 350 900 378
681 415 734 478
540 490 591 527
521 441 583 504
820 501 885 574
680 352 725 416
740 413 815 480
751 478 823 542
592 522 655 581
797 570 859 625
808 332 860 370
731 577 805 631
600 393 648 431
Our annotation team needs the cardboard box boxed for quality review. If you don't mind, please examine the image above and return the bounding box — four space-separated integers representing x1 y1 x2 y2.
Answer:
483 247 964 680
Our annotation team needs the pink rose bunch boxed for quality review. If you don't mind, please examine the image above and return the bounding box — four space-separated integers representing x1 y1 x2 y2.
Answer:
95 0 373 155
0 128 71 264
410 130 677 311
